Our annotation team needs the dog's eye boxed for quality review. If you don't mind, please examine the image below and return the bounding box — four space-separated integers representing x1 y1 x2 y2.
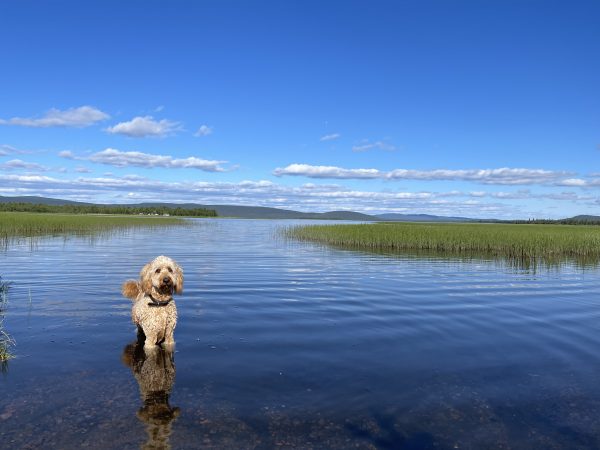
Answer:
167 267 173 273
155 268 161 274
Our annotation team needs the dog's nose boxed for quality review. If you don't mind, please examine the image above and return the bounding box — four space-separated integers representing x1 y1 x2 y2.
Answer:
163 277 172 284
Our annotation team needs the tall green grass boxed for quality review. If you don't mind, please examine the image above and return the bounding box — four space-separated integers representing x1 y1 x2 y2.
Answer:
0 212 186 245
286 222 600 267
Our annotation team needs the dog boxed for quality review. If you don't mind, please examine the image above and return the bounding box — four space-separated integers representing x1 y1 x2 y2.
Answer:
122 255 183 348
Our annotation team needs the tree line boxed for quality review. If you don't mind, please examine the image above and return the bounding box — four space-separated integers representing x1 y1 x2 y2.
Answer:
513 218 600 225
0 202 217 217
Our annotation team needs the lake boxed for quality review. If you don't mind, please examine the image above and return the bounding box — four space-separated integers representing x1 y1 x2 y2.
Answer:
2 218 600 449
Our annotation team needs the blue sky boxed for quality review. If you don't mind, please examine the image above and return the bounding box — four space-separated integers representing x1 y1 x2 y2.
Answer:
0 0 598 218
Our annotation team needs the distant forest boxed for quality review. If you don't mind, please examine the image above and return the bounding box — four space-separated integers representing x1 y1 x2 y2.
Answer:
0 202 217 217
513 217 600 225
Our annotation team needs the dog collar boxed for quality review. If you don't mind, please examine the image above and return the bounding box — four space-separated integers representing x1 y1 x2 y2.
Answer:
147 295 172 307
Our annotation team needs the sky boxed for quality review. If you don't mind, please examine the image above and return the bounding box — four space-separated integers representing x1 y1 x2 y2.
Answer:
0 0 598 219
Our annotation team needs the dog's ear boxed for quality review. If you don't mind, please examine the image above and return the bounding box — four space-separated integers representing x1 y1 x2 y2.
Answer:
140 262 153 294
174 263 184 295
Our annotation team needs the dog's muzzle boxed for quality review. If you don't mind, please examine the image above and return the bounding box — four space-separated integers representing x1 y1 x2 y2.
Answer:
158 277 174 295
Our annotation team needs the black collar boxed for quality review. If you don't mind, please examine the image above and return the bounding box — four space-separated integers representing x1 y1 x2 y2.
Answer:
147 295 173 307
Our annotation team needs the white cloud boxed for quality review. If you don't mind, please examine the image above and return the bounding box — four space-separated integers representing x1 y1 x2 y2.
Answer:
273 163 381 179
0 144 19 156
194 125 213 137
59 150 75 159
0 106 109 128
75 166 92 173
0 159 49 171
61 148 229 172
387 168 570 185
491 190 531 199
320 133 340 142
105 116 182 137
352 140 396 152
3 172 596 218
274 163 574 186
542 192 591 201
557 178 587 187
468 190 595 202
0 172 522 217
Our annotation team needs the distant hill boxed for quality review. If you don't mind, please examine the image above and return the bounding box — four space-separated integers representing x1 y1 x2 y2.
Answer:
376 213 477 222
566 215 600 222
0 195 376 221
128 203 375 220
0 195 87 206
0 194 513 222
315 210 376 221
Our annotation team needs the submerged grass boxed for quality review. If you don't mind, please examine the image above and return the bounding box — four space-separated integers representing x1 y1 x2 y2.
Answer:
0 276 13 366
0 212 186 244
286 222 600 267
0 329 14 366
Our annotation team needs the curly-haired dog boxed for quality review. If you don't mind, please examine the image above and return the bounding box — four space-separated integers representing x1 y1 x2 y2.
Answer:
122 255 183 348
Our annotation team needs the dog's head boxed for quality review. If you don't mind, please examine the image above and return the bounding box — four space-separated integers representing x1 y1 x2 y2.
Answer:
140 256 183 301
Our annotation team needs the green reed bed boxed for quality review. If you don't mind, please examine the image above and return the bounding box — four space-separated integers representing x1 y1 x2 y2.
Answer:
286 222 600 266
0 212 185 239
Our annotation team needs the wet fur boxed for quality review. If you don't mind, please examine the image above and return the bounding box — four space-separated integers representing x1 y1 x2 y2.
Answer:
122 255 183 348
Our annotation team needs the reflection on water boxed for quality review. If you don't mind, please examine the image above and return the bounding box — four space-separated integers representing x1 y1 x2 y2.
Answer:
0 223 188 253
122 338 179 450
310 243 600 272
2 219 600 448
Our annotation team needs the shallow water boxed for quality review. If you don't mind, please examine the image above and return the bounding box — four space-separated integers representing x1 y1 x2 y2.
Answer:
2 219 600 449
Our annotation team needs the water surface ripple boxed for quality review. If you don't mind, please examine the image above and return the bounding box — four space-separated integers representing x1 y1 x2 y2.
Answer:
2 219 600 449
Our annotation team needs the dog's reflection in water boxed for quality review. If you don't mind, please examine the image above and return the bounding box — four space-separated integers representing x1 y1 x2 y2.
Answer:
122 339 180 450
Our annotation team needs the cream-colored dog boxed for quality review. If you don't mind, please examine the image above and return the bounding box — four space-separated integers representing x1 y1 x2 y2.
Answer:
122 256 184 348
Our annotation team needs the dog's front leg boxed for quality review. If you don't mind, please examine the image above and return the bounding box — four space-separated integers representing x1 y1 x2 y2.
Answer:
143 332 160 349
163 328 175 347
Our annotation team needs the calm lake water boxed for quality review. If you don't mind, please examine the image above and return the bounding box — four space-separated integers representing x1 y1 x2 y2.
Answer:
2 219 600 449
